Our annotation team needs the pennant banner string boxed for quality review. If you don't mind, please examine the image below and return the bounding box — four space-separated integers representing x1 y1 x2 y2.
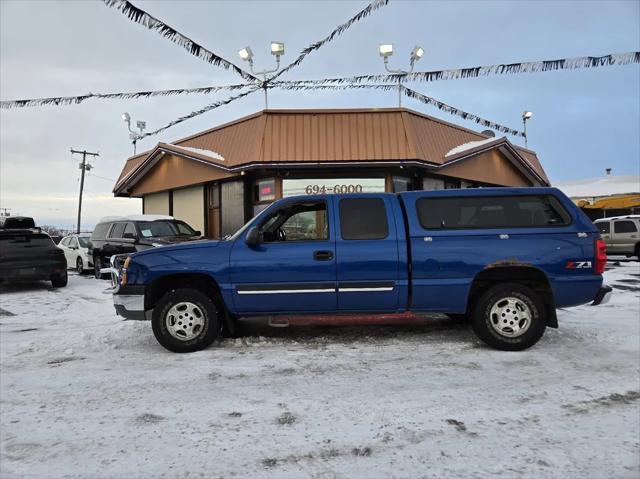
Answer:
400 86 524 137
140 87 260 139
102 0 260 83
0 84 250 109
268 0 389 82
275 83 524 137
2 51 637 109
274 51 640 86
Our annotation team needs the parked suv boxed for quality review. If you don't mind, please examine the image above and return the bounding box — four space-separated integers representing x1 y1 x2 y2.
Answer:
594 215 640 258
0 218 67 287
90 215 202 279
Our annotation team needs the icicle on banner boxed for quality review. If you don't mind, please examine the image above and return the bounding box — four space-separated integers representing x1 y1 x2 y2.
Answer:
277 51 640 86
0 84 249 109
269 0 389 82
140 87 260 139
401 86 524 137
102 0 259 83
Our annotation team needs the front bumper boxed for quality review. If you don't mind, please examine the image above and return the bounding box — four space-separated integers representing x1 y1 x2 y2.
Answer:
114 293 147 320
591 285 613 306
102 255 148 320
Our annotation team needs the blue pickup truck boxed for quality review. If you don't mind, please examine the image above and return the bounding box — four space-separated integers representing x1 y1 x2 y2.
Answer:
104 188 611 353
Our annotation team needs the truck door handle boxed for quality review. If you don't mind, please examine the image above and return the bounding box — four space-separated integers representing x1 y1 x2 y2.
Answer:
314 250 333 261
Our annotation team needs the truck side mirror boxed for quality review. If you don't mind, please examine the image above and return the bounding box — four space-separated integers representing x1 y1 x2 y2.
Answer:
245 227 262 246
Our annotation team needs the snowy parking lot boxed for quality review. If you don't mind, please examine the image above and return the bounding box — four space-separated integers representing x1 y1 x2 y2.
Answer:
1 262 639 478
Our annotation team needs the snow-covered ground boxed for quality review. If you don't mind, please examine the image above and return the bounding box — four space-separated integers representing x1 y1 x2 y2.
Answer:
1 263 639 479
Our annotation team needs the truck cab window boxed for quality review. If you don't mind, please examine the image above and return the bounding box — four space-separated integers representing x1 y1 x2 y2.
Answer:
339 198 389 240
261 201 328 242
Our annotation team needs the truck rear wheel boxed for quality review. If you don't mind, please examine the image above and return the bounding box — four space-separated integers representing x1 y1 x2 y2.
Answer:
152 288 220 353
471 283 546 351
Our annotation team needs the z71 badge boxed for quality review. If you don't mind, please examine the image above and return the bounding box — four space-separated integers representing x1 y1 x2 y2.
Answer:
566 260 592 269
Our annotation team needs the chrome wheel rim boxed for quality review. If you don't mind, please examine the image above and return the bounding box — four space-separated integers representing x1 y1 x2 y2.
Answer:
489 296 532 338
165 302 205 341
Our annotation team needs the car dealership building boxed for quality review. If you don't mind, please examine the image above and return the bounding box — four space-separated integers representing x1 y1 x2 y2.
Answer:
113 108 550 238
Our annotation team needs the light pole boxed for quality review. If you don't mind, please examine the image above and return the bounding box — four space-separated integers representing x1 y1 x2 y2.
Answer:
238 42 285 109
522 111 533 148
122 112 146 155
379 44 424 107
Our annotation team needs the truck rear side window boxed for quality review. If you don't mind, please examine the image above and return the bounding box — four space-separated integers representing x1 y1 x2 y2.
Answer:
416 195 571 230
596 222 610 234
339 198 389 240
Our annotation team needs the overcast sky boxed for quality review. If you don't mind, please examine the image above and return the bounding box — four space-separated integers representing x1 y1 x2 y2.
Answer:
1 0 639 229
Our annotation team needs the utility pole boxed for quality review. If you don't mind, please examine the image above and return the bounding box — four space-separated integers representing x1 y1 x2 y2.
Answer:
70 148 99 233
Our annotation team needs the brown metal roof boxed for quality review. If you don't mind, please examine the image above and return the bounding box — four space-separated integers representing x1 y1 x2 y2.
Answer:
115 108 548 193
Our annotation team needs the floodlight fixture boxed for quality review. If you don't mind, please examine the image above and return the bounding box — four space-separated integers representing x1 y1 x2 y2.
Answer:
270 42 285 56
136 120 146 131
238 46 254 62
522 111 533 147
410 46 424 63
121 112 131 123
379 44 394 58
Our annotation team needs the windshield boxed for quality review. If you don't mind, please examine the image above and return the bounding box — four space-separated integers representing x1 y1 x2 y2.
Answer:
137 221 196 238
78 237 91 247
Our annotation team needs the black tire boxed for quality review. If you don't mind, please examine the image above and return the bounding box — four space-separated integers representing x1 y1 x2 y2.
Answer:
471 283 546 351
94 256 104 279
635 243 640 261
76 257 84 274
152 288 220 353
51 270 68 288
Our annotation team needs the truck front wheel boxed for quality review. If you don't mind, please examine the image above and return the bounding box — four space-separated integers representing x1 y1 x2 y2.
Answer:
471 283 546 351
152 288 220 353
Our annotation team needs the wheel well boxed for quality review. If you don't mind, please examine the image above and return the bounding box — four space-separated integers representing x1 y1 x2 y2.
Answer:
145 273 222 310
467 266 557 328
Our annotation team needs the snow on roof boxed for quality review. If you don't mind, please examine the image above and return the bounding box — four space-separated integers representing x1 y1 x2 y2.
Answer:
98 214 174 223
553 175 640 198
170 145 225 162
445 137 502 157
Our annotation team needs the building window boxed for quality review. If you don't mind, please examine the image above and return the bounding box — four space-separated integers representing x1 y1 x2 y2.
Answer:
444 179 461 189
254 178 276 202
281 178 385 197
392 176 413 192
422 177 445 190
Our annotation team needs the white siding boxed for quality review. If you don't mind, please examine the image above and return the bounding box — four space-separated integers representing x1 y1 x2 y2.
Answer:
173 186 205 233
144 192 169 215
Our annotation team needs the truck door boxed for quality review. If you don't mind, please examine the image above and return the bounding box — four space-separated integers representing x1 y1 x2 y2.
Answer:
230 198 337 314
334 195 401 312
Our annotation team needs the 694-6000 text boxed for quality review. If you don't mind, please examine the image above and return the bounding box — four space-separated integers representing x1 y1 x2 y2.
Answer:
305 184 363 194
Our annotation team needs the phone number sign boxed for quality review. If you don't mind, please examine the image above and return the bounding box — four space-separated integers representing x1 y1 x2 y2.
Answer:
282 178 385 197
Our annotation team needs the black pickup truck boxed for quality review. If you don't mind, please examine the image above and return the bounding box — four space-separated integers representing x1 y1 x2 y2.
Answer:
0 222 68 288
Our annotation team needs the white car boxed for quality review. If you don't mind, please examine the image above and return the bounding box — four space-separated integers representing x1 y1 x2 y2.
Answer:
58 234 93 273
